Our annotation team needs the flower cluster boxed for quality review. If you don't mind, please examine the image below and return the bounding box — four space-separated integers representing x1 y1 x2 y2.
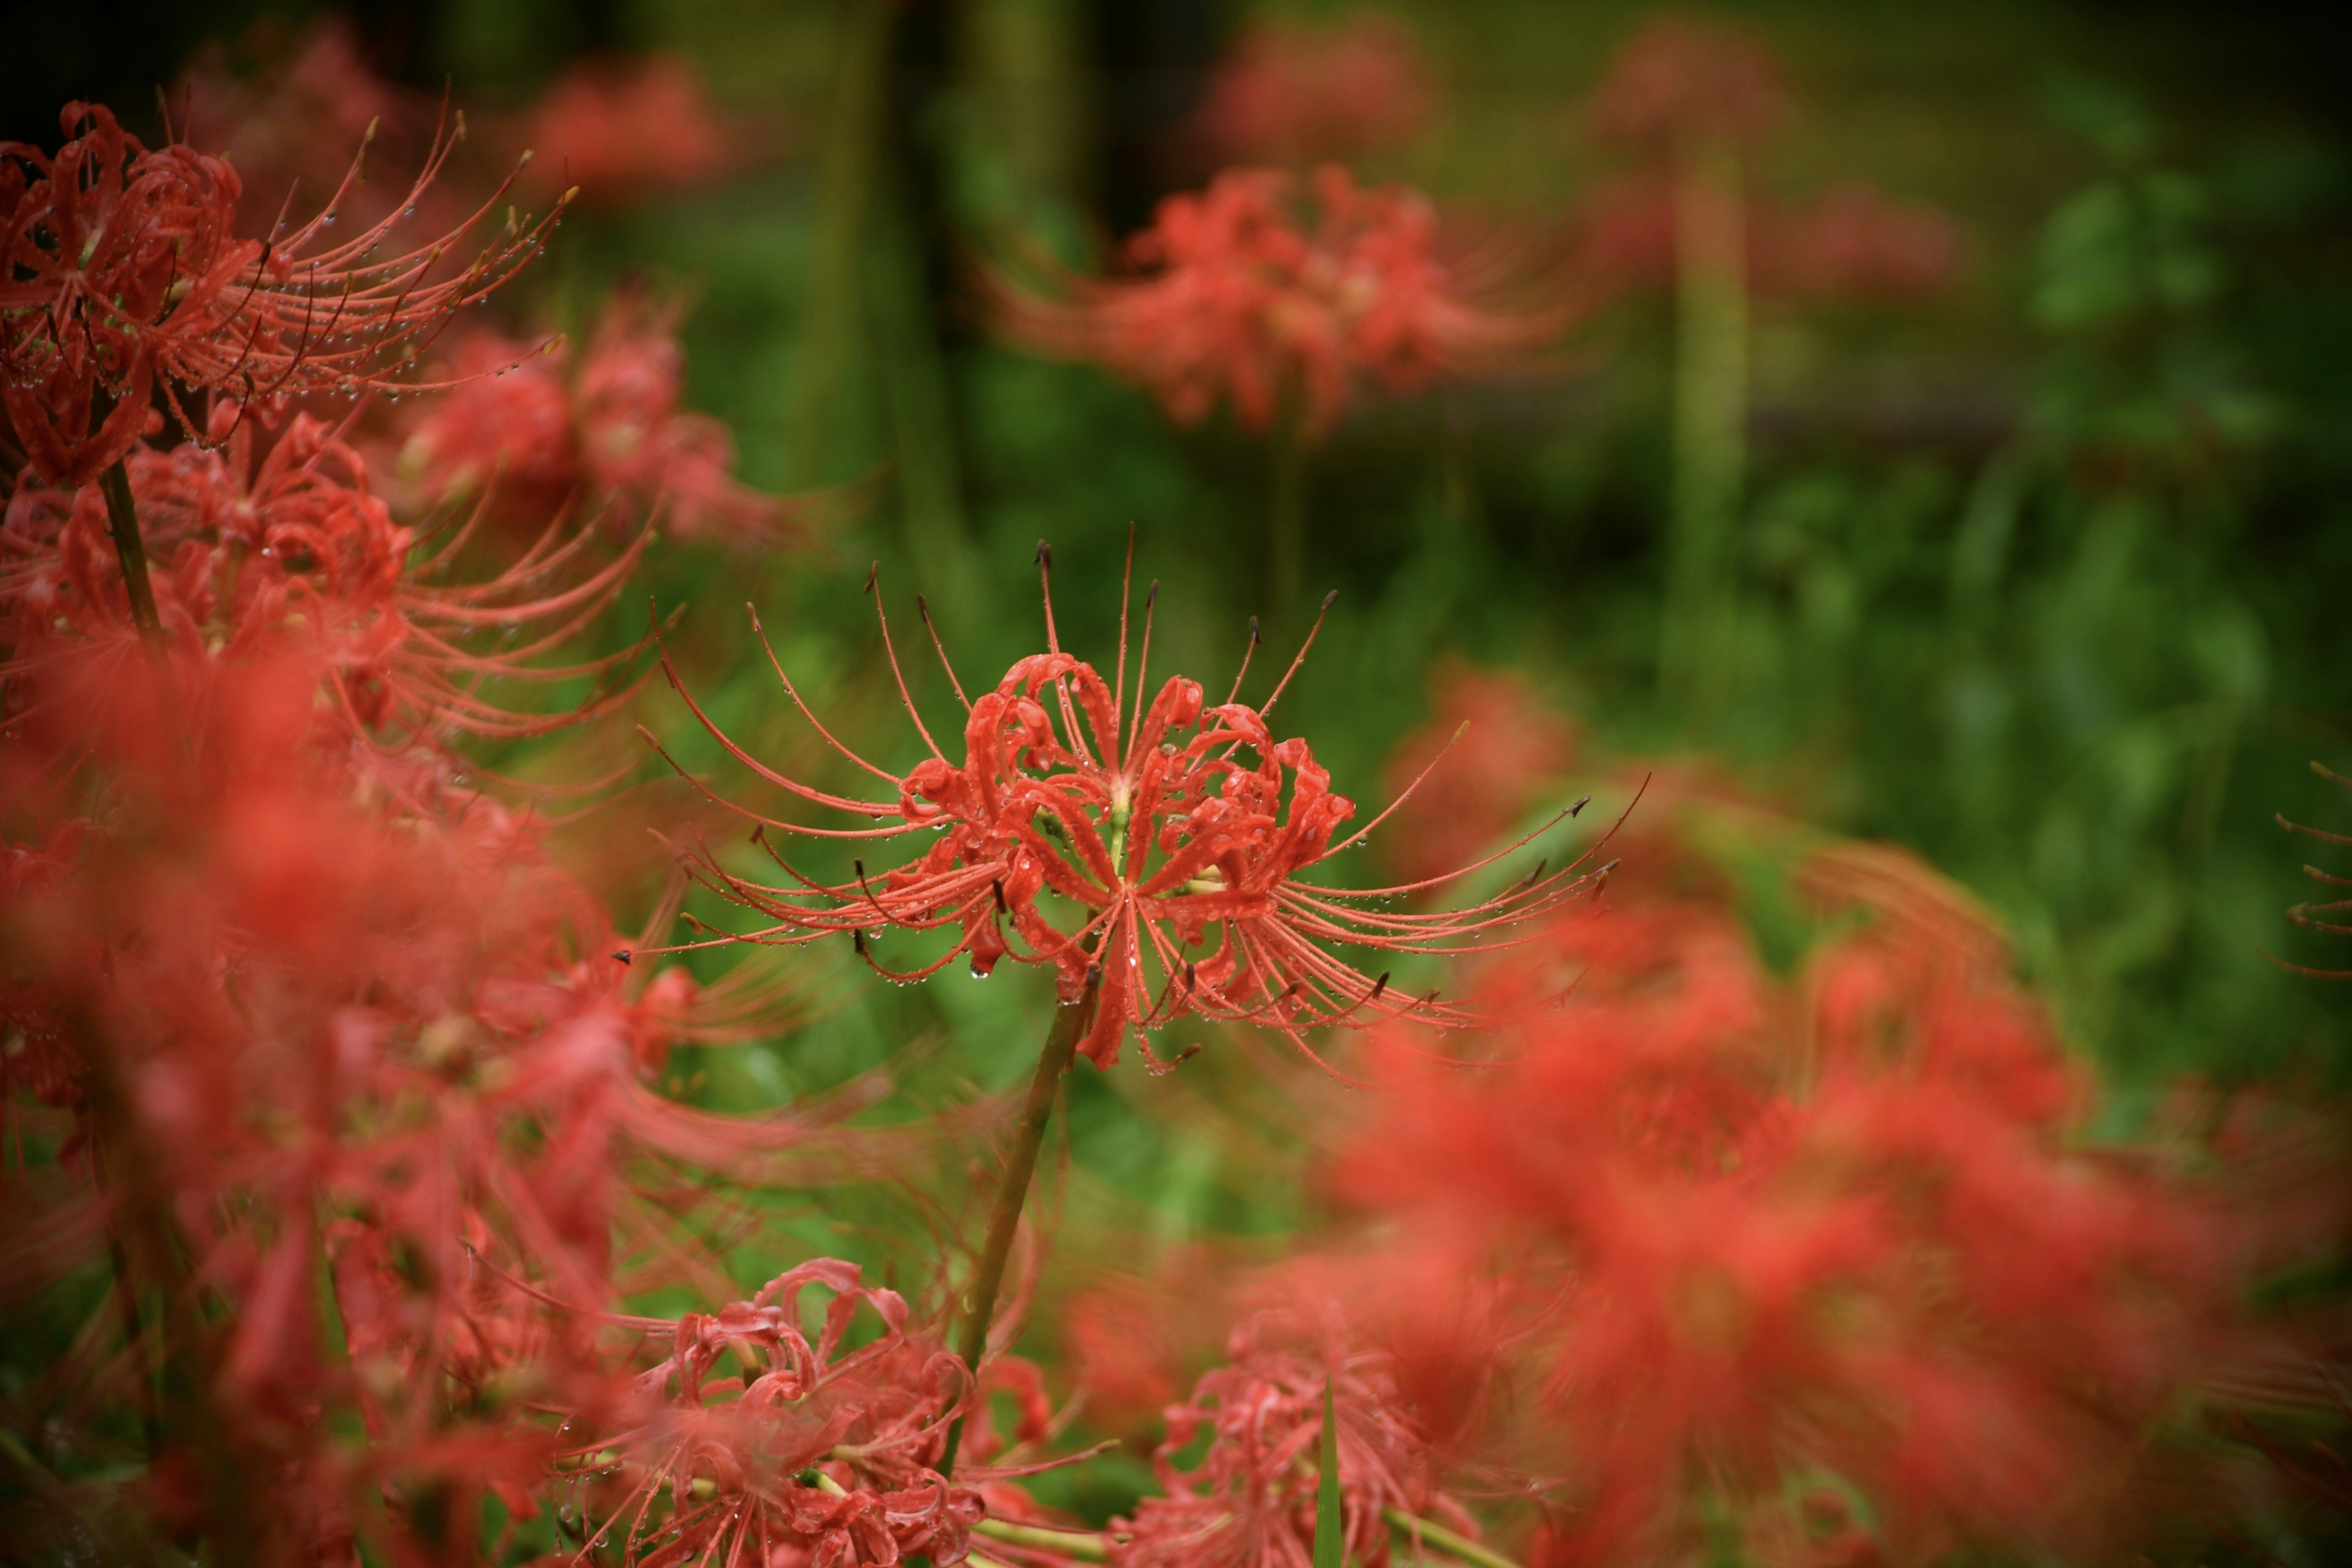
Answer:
1332 801 2233 1566
558 1260 1030 1568
400 287 803 546
0 96 835 1562
994 167 1569 440
656 550 1604 1074
1 101 562 487
1112 1308 1475 1568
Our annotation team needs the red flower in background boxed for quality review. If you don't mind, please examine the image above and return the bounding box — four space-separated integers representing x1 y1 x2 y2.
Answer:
1587 18 1787 150
1765 184 1966 303
1195 16 1437 167
1112 1306 1478 1568
1570 20 1962 311
401 287 806 546
994 167 1572 441
1327 779 2235 1565
522 53 738 209
654 549 1606 1076
174 18 445 243
1063 1275 1186 1432
1379 661 1578 890
0 102 562 486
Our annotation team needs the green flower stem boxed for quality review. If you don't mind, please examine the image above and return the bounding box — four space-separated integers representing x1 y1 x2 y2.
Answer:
99 457 168 657
1659 135 1748 710
973 1521 1115 1561
1382 1509 1526 1568
1267 413 1309 623
939 969 1102 1476
965 1510 1520 1568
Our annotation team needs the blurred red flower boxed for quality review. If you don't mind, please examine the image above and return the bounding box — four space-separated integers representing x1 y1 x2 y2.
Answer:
995 167 1572 441
565 1259 1006 1567
1379 660 1579 891
1112 1306 1478 1568
523 53 737 209
1588 18 1787 149
1196 16 1437 167
401 287 807 546
1330 828 2235 1566
175 18 448 242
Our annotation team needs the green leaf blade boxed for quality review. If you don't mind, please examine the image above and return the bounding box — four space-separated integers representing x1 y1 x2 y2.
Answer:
1316 1377 1344 1568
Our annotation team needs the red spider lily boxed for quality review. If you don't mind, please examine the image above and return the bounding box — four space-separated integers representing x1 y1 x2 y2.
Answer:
0 100 562 486
0 643 858 1561
175 18 448 244
400 287 805 546
649 546 1606 1076
1587 18 1787 151
1194 16 1436 167
993 167 1572 442
554 1259 1066 1567
1379 661 1579 891
1574 176 1962 306
0 404 649 746
1112 1305 1479 1568
1571 23 1961 312
1331 832 2234 1566
1764 184 1965 303
522 53 739 209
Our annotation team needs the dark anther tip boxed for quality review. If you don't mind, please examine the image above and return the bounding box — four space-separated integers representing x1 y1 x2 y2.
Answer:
1035 540 1052 567
1321 589 1339 610
610 949 632 965
1146 580 1159 605
864 561 878 592
1570 795 1590 816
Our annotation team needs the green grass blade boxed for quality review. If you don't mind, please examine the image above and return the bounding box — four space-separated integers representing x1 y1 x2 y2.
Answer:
1316 1377 1344 1568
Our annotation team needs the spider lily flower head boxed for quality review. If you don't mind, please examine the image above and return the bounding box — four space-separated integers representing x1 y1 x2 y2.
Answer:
521 53 739 210
650 544 1609 1076
400 287 807 547
175 18 445 244
1588 17 1787 151
1194 15 1437 167
993 166 1574 443
0 642 862 1556
0 405 650 747
1333 826 2236 1567
1111 1305 1477 1568
0 99 566 486
565 1260 1002 1568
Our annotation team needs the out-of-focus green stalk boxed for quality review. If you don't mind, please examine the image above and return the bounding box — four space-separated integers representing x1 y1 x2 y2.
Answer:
1268 413 1309 625
964 1509 1525 1568
785 0 897 488
869 183 978 595
1659 137 1747 709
